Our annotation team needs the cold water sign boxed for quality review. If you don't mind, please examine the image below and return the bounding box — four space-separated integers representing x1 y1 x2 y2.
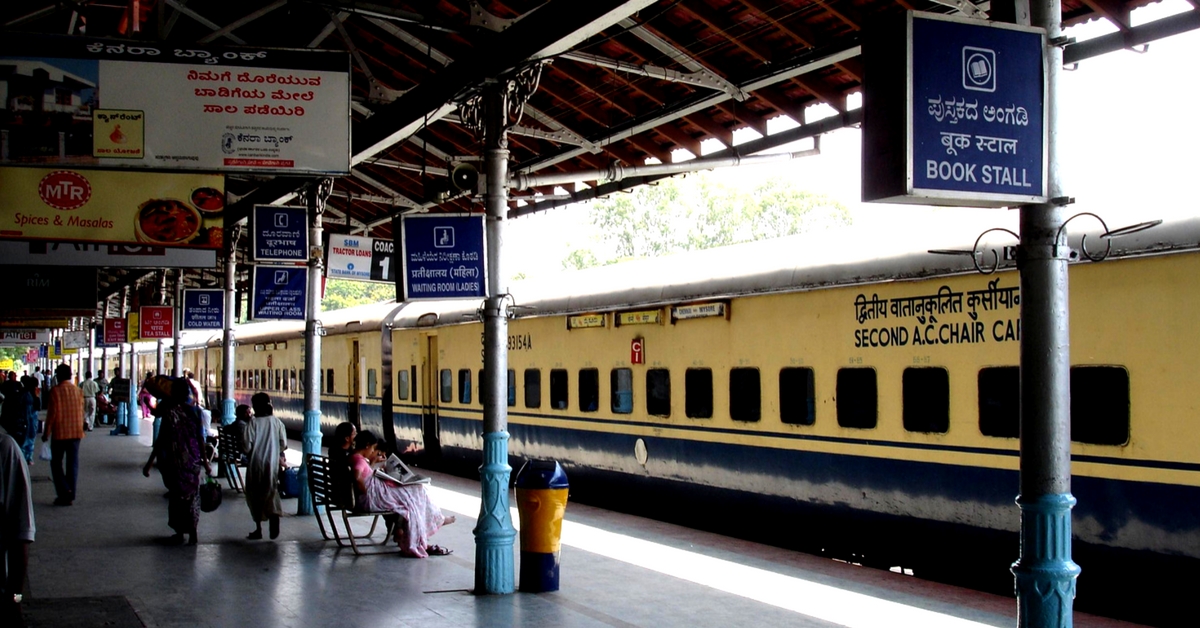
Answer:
253 205 308 262
251 266 307 320
182 289 225 329
862 11 1046 207
399 214 485 300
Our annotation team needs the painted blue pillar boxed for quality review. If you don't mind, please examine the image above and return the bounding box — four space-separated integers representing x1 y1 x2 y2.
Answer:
152 416 161 443
475 431 515 594
128 402 140 436
1013 494 1080 626
297 180 328 517
116 401 128 433
221 398 236 426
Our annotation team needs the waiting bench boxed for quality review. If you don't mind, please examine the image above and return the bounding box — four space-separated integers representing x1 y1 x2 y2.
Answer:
306 454 399 555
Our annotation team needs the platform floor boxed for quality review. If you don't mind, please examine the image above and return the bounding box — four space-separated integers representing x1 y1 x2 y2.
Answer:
17 418 1142 628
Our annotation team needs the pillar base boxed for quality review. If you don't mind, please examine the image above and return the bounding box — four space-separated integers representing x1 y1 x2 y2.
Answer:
1012 493 1081 628
221 398 236 426
474 431 516 594
296 409 321 516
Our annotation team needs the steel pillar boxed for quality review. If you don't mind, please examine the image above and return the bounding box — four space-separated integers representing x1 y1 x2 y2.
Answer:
222 234 238 426
298 180 329 517
156 339 165 376
173 275 183 378
474 83 516 595
87 326 95 380
1013 1 1080 626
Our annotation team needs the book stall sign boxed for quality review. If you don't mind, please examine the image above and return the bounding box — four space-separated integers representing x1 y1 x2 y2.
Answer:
140 305 175 339
327 234 395 283
183 289 225 330
103 318 126 345
253 205 308 262
862 11 1046 207
0 168 225 249
1 329 50 345
252 266 308 320
399 214 486 300
1 34 350 175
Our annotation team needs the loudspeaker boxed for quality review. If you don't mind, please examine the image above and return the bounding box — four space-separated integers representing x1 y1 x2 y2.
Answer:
451 163 479 192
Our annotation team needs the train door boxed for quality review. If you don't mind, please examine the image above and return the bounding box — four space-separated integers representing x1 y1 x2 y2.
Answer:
348 339 362 428
421 333 441 458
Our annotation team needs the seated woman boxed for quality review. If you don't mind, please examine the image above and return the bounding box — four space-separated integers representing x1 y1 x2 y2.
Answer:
349 430 455 557
327 422 357 509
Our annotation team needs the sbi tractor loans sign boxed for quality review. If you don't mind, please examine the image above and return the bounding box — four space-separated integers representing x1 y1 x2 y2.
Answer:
862 12 1046 207
398 214 485 300
327 234 395 283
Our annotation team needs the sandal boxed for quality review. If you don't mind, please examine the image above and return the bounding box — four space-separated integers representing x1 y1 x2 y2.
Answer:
426 545 453 556
247 530 263 540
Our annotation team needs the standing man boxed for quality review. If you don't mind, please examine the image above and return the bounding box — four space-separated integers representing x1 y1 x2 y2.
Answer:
80 372 99 432
242 393 287 540
0 420 35 625
42 365 84 506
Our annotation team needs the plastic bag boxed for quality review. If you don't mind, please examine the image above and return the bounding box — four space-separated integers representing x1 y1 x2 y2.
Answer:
200 476 222 512
38 440 52 461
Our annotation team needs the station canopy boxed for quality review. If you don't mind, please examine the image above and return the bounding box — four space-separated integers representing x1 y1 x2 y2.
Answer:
3 0 1196 320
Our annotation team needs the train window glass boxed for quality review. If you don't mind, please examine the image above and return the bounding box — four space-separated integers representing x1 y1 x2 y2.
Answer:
326 369 335 394
685 368 714 419
291 369 297 392
459 369 472 404
646 369 670 417
275 369 281 391
903 367 950 433
478 369 486 406
524 369 541 408
398 370 410 400
440 369 452 403
978 367 1019 438
1071 366 1130 446
579 368 599 412
508 369 517 407
550 369 569 409
836 368 877 429
367 369 378 398
729 368 761 422
779 368 816 425
611 368 633 414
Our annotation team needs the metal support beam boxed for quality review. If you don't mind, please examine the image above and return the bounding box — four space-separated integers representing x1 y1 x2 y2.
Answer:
221 230 238 427
164 0 247 44
1063 9 1200 64
475 83 517 596
173 273 183 378
196 0 287 44
1013 1 1080 625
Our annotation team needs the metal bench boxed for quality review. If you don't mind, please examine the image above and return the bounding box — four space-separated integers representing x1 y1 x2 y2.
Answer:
216 424 244 494
306 454 397 555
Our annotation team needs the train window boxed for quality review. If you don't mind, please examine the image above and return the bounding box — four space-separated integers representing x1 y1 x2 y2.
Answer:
685 368 713 419
729 368 761 423
903 367 950 433
440 369 452 403
275 369 281 391
291 369 297 392
550 369 569 409
508 369 516 407
524 369 541 408
836 368 877 429
326 369 335 394
367 369 378 398
579 368 599 412
611 368 633 414
779 367 816 425
459 369 472 404
398 370 410 400
646 369 670 417
1071 366 1130 446
978 367 1019 438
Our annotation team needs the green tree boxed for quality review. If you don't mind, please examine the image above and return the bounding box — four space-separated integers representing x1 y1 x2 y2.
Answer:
322 278 396 311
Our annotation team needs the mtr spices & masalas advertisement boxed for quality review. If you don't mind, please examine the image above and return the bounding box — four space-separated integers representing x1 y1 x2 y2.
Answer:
0 168 225 249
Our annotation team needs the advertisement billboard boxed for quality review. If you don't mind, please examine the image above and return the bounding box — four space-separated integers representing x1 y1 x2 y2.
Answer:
327 234 394 283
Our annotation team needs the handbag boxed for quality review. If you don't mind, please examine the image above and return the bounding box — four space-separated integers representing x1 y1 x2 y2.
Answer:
200 476 223 512
38 440 52 461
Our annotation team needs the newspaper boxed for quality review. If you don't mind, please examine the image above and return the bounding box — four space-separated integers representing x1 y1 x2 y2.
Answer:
373 454 431 486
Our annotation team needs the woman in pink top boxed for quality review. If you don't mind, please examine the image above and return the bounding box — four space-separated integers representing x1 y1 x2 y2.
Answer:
349 430 455 557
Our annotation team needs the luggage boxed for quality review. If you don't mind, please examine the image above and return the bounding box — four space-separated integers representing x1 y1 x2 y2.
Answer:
200 476 223 512
280 466 302 497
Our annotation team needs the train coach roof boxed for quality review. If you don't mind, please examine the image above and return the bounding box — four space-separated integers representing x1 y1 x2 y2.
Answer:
226 216 1200 341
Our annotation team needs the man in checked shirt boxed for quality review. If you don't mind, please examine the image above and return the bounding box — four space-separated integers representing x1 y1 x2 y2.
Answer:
42 364 84 506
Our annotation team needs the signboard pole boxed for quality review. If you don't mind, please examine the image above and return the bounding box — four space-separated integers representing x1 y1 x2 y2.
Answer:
221 232 238 428
1012 2 1080 626
299 180 330 517
173 274 183 378
88 326 96 380
475 84 516 595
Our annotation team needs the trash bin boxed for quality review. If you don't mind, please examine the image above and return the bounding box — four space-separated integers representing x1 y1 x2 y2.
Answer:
515 460 569 593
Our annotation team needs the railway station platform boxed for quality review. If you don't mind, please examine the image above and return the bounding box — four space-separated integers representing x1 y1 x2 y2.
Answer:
16 419 1142 628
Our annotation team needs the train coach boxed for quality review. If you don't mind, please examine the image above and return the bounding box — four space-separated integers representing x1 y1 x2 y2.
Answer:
195 217 1200 623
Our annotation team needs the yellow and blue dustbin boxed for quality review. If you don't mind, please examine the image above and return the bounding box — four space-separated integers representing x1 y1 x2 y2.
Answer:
515 460 569 592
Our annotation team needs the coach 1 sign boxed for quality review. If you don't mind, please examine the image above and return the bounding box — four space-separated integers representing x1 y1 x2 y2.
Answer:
862 11 1046 207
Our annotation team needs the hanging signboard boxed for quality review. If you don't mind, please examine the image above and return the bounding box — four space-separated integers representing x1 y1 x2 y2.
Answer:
127 313 143 343
139 305 175 339
0 330 50 345
103 318 127 345
0 359 13 371
253 205 308 262
0 240 217 267
0 34 350 175
62 330 89 349
182 289 225 330
617 310 662 326
862 11 1046 207
26 349 39 364
0 266 97 316
327 234 395 283
0 168 225 248
252 265 308 320
398 214 486 300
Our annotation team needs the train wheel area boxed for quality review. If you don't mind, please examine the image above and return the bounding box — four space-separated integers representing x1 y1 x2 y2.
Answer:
17 418 1144 628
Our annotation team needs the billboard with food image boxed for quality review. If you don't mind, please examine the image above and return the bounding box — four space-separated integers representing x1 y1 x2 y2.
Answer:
0 166 224 250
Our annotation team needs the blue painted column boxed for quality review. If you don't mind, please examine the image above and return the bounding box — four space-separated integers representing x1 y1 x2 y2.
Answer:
297 180 329 517
117 401 128 432
128 400 140 435
476 431 516 594
1013 2 1080 626
221 232 238 427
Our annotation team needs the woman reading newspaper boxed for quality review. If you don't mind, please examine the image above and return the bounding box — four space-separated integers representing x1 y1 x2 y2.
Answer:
349 430 455 557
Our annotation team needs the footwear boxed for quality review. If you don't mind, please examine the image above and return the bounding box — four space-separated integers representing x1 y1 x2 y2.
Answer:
247 530 263 540
164 534 185 546
187 532 198 546
268 516 280 540
426 545 453 556
53 498 72 506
